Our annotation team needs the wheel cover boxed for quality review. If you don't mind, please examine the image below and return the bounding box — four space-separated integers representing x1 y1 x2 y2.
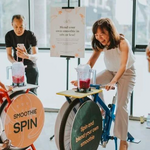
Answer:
71 101 102 150
4 93 44 148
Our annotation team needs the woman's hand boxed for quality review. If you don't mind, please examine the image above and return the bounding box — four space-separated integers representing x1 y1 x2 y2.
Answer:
71 80 78 86
16 46 29 59
105 81 116 91
6 86 13 92
0 82 13 92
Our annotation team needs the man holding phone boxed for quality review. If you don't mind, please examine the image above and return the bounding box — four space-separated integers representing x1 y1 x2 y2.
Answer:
5 14 39 95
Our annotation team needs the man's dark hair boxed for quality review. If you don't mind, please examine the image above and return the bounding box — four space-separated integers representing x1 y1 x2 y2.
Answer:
12 15 25 23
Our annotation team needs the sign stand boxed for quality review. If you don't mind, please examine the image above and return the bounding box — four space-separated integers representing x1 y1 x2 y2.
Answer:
60 5 75 90
60 55 74 90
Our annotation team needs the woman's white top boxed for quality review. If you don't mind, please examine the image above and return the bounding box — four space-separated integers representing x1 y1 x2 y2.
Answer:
103 39 135 72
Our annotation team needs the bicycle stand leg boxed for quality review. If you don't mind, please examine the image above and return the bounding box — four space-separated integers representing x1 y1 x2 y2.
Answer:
114 137 117 150
50 135 55 140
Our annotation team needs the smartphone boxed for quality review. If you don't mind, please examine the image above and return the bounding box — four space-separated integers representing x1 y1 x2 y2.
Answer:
17 44 24 50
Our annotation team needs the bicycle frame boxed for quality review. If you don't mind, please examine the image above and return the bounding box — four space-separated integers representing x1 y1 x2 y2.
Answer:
90 84 117 149
90 84 140 150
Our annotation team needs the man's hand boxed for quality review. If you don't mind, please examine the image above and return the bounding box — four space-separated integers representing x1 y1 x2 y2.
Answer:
16 46 29 59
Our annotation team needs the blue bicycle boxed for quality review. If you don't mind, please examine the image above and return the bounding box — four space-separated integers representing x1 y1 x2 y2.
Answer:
54 84 140 150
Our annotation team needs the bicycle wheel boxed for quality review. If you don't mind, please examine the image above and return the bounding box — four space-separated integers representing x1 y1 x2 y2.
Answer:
59 99 81 150
0 91 29 150
55 101 70 150
0 90 44 150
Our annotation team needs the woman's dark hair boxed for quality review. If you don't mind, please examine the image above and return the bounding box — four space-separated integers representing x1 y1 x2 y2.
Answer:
12 15 25 23
92 18 123 51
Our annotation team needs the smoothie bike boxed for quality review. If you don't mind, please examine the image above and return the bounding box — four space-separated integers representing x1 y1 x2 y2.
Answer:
54 64 140 150
0 62 45 150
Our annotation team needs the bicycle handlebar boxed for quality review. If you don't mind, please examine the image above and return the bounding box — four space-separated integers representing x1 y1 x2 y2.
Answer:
90 84 115 90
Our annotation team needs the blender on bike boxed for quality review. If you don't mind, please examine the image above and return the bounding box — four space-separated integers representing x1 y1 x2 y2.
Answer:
7 61 26 86
75 64 96 93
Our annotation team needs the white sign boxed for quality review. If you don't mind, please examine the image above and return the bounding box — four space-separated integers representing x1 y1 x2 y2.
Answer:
50 7 85 58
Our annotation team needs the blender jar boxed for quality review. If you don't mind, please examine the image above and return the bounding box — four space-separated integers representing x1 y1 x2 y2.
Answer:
7 62 25 86
12 62 25 85
76 64 92 92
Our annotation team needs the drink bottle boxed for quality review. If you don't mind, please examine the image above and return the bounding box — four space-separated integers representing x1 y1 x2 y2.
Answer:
146 113 150 128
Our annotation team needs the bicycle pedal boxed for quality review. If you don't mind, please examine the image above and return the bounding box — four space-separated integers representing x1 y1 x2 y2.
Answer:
110 136 115 140
108 104 112 108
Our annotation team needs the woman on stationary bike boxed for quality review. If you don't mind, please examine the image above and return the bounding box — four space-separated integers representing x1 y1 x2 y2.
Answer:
72 18 136 150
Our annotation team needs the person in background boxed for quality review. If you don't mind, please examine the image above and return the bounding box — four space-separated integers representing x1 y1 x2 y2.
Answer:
146 44 150 72
0 81 12 149
71 18 136 150
5 14 39 95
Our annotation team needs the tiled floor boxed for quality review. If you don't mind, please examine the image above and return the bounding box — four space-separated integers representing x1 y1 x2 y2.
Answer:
34 112 150 150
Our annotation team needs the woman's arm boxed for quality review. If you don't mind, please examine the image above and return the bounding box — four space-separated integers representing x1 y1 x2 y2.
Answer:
0 81 7 90
0 81 13 91
87 49 102 68
105 40 129 90
71 49 102 86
